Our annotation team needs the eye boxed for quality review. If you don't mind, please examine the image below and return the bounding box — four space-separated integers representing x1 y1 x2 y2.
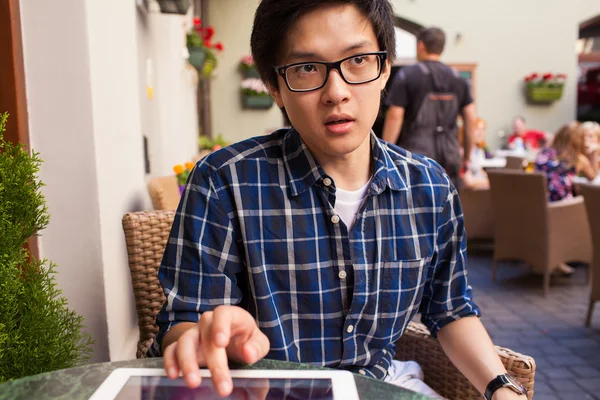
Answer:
349 56 368 66
294 64 317 74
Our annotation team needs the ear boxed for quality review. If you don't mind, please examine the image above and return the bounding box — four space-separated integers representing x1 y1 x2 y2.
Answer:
267 83 285 108
380 60 391 90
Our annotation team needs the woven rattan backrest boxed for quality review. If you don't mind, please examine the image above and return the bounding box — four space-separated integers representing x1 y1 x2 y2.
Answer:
580 183 600 301
122 210 175 358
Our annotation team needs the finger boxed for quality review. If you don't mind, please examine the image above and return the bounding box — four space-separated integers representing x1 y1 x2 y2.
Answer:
176 326 203 388
200 312 233 397
162 342 180 379
211 305 232 348
228 325 270 365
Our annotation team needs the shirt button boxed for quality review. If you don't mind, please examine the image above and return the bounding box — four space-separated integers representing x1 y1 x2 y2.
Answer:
347 325 354 333
338 270 347 279
331 215 340 224
323 177 332 186
359 369 366 375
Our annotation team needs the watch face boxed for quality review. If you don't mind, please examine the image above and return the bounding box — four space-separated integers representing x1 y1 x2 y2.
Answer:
506 375 527 394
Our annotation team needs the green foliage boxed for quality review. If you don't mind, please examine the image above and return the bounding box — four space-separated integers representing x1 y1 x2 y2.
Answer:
0 113 93 383
198 133 228 150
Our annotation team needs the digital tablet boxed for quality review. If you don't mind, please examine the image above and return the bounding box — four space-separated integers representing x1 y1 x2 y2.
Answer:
89 368 359 400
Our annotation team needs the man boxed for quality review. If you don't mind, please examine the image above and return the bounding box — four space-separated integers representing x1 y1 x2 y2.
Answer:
150 2 526 399
382 27 477 188
507 116 547 150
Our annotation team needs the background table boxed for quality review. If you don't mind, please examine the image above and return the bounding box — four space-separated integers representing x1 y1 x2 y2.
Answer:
0 358 429 400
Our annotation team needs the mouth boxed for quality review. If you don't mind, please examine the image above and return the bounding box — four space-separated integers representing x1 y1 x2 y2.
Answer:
325 114 355 126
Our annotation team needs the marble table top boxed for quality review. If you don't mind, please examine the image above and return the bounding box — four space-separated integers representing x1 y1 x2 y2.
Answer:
0 358 429 400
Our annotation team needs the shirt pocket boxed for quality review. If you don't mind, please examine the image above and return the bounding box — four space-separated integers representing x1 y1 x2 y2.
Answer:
379 257 430 322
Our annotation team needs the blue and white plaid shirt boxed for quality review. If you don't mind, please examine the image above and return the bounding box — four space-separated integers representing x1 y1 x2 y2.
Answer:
149 128 480 379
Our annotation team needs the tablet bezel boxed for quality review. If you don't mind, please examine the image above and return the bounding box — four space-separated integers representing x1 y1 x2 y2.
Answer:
88 368 359 400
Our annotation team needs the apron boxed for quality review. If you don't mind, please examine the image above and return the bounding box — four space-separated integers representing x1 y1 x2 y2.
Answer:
398 62 461 187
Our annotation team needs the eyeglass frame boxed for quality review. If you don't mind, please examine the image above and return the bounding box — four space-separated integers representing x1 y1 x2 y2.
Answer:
274 51 388 93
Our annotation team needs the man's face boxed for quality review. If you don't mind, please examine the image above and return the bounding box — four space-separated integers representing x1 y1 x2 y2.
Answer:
270 4 390 163
513 118 526 135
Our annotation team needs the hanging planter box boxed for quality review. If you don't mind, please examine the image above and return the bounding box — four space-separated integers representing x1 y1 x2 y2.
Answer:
242 94 274 110
188 47 206 71
526 85 564 103
156 0 190 14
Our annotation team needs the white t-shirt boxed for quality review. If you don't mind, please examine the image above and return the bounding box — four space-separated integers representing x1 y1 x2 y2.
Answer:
334 180 371 229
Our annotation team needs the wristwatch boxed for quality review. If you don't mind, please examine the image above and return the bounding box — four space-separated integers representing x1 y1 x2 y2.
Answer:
484 374 527 400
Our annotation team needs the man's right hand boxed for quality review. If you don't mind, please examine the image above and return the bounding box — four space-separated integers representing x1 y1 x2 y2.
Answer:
162 305 270 397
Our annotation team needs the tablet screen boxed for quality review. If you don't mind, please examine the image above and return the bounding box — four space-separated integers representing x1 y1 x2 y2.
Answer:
114 376 334 400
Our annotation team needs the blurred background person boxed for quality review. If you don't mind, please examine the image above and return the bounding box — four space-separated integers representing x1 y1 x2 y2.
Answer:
581 121 600 173
534 121 596 203
507 116 547 151
460 118 490 190
382 27 477 188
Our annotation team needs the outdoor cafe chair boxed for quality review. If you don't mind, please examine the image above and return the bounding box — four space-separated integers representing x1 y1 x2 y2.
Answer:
487 170 592 296
580 183 600 327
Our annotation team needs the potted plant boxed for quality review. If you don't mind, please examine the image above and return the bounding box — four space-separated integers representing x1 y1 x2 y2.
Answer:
524 72 566 103
186 17 224 78
241 78 274 110
239 55 260 79
0 113 93 382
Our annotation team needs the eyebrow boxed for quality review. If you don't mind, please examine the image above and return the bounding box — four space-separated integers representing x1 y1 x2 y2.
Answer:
286 40 374 63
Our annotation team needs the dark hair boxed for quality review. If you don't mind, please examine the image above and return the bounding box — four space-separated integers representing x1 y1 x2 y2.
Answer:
251 0 397 91
417 27 445 55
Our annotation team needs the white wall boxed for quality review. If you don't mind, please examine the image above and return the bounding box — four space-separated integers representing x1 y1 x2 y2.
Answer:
19 0 111 362
390 0 600 149
208 0 284 144
19 1 198 362
136 9 199 177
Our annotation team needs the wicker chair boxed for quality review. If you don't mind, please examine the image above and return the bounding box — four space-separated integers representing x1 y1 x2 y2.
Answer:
460 187 494 240
504 156 526 170
488 170 592 296
122 210 536 399
147 176 181 210
580 183 600 327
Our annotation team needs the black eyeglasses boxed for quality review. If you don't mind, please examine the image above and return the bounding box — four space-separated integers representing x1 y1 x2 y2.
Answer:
274 51 387 92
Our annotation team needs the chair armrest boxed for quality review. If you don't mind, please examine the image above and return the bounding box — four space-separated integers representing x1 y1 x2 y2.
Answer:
394 322 536 400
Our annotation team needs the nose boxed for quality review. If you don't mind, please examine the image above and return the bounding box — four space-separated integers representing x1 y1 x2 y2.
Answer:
320 69 350 106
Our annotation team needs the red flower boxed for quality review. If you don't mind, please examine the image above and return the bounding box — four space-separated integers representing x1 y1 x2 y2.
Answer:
203 26 215 41
193 17 201 26
204 40 212 48
542 73 553 80
215 42 224 51
530 73 539 79
557 73 567 79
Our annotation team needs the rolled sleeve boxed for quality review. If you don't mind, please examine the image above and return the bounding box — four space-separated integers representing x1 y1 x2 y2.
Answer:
419 184 480 337
148 161 243 356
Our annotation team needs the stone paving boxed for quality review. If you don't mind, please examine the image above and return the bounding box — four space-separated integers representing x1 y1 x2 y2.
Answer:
467 247 600 400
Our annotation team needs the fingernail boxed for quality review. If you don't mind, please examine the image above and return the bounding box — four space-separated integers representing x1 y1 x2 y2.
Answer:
168 367 177 378
218 380 232 395
187 373 199 387
215 332 227 346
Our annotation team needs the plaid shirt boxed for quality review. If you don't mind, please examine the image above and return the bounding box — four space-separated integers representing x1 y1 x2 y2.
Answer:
149 129 480 380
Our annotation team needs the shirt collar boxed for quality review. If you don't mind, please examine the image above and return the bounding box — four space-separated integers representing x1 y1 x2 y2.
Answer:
282 129 407 197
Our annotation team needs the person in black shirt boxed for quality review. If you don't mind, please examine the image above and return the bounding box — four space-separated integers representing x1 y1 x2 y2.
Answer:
382 27 477 187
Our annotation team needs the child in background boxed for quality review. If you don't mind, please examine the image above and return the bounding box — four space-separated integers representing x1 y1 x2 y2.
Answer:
534 121 596 202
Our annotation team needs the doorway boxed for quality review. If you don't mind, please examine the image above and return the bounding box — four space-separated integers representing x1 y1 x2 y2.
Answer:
577 14 600 123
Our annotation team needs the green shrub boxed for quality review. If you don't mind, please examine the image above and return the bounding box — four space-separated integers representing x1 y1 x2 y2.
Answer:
0 113 93 382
